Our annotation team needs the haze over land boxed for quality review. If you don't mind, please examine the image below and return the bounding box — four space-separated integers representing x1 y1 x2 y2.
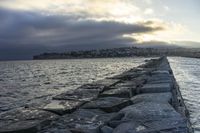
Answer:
0 0 200 60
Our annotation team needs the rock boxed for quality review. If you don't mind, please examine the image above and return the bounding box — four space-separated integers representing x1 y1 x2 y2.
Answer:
94 79 120 88
110 101 188 133
100 87 131 98
72 108 109 118
52 83 109 102
0 120 41 133
112 121 141 133
110 72 138 80
147 79 173 84
100 126 113 133
113 118 188 133
114 102 181 122
78 84 105 92
111 67 151 80
107 113 126 128
139 83 172 93
100 79 146 98
149 73 172 79
148 76 172 82
131 92 172 104
141 117 188 132
151 70 170 75
53 88 99 101
42 109 116 133
115 81 136 88
0 107 58 122
42 100 84 115
82 97 131 113
0 108 58 133
39 128 72 133
129 75 148 87
151 73 172 78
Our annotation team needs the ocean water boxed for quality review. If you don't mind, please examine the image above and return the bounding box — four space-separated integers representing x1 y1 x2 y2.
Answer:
1 57 200 132
0 57 146 112
169 57 200 132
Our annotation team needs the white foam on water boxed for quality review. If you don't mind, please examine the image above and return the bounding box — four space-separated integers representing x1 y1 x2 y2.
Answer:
169 57 200 133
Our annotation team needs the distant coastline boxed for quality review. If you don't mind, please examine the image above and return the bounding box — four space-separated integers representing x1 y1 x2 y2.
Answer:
33 47 200 60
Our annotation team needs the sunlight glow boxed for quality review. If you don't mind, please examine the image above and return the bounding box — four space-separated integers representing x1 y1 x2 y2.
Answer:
0 0 199 43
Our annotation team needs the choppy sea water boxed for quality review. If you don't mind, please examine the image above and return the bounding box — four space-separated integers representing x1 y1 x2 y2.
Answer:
1 57 200 132
0 57 146 112
169 57 200 132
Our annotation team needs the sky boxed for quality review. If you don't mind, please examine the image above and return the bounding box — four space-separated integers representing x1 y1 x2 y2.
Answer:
0 0 200 60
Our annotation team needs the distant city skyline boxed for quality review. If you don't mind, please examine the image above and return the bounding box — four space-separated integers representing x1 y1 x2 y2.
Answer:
0 0 200 60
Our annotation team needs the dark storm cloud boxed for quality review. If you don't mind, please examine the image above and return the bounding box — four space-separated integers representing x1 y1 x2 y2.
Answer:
0 8 163 60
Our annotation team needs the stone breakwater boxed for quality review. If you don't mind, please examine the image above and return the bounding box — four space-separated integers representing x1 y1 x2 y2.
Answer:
0 57 193 133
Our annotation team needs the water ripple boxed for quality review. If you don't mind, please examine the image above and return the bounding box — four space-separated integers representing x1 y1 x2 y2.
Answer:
169 57 200 133
0 57 146 112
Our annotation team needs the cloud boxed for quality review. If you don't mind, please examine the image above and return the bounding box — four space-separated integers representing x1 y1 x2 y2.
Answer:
0 0 194 60
144 0 153 5
0 0 141 22
164 6 170 11
0 8 164 59
144 8 154 15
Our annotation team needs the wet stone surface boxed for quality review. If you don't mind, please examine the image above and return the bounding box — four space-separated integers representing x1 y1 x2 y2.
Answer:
131 92 172 104
53 88 100 102
99 86 131 98
100 126 113 133
115 81 137 88
147 79 173 84
82 97 131 113
78 84 105 92
100 80 139 98
108 103 188 132
112 118 188 133
0 108 58 133
139 83 172 93
151 70 170 75
40 109 116 133
148 74 173 81
0 120 41 133
118 102 181 121
40 128 72 133
110 72 139 80
93 79 120 88
42 100 84 115
110 68 150 80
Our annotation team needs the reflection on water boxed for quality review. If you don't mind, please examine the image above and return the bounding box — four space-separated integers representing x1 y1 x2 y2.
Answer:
0 57 146 112
169 57 200 133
